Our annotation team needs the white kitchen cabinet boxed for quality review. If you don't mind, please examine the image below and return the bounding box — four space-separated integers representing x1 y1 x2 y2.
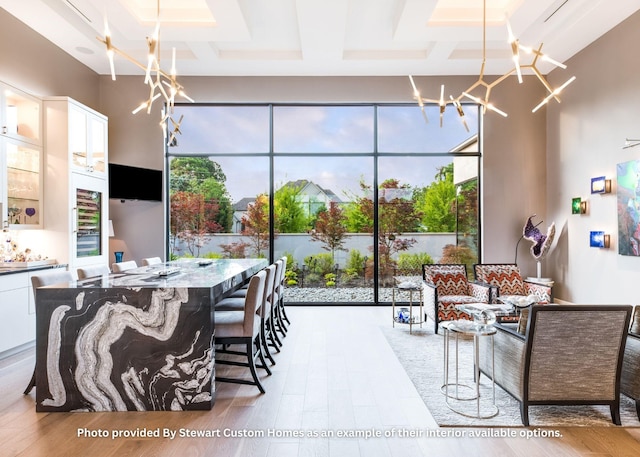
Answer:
1 82 41 145
0 271 32 354
1 82 43 229
43 97 109 270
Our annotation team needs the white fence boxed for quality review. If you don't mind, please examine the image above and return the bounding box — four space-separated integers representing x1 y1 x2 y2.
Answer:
173 232 456 267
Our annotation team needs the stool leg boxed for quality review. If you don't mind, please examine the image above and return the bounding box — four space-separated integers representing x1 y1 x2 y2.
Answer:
24 368 36 395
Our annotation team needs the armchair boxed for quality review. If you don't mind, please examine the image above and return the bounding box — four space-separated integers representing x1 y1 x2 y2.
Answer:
422 264 490 334
473 263 553 304
621 306 640 420
478 304 632 426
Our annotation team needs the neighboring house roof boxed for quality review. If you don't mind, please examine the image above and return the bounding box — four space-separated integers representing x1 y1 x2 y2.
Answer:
232 197 255 211
233 180 343 212
281 180 342 203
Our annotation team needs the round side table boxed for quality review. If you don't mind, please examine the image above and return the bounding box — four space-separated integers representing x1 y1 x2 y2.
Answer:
441 319 498 419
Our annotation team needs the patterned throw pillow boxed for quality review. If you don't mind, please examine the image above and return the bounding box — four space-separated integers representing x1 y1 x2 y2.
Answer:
630 307 640 336
477 265 525 296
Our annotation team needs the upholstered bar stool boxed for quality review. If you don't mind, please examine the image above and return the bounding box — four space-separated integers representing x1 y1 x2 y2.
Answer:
214 270 271 393
216 264 278 365
111 260 138 273
141 257 162 266
271 258 288 339
77 264 110 279
24 270 74 395
277 256 291 328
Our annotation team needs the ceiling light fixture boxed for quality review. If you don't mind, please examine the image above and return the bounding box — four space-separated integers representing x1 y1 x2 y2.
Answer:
409 0 575 127
97 0 193 145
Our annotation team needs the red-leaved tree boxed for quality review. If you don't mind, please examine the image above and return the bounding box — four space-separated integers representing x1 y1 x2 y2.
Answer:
241 194 271 257
170 191 223 257
310 202 348 264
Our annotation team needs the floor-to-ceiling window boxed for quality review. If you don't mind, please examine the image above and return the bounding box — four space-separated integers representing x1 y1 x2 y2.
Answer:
166 103 480 305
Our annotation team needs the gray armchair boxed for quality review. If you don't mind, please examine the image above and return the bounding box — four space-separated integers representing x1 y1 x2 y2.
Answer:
478 304 632 426
622 306 640 420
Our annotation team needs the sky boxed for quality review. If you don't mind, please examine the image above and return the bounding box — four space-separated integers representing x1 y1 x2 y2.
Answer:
169 104 479 202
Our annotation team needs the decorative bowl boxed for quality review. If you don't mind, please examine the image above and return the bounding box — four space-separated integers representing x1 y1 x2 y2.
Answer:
498 294 538 308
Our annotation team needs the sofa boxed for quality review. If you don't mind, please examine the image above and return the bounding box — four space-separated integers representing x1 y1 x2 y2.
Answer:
621 306 640 420
477 304 632 426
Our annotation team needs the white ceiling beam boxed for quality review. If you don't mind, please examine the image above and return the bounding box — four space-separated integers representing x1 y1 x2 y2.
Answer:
295 0 348 61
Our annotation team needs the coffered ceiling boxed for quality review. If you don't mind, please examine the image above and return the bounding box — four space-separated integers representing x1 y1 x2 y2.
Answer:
1 0 638 77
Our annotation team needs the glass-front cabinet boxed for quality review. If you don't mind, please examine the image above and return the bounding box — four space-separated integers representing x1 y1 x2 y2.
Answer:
69 102 107 177
1 82 42 229
1 83 41 145
4 141 42 228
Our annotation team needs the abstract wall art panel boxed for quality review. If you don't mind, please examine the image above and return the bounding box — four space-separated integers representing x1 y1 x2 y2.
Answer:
616 159 640 256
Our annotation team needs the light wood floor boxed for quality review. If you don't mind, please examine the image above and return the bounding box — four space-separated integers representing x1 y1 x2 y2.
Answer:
1 306 640 457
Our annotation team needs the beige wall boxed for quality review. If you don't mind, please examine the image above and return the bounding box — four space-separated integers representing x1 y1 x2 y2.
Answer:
0 9 99 109
546 10 640 304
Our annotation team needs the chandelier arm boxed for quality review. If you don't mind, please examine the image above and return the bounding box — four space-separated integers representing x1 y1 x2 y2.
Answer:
488 68 515 89
98 37 187 95
528 66 562 102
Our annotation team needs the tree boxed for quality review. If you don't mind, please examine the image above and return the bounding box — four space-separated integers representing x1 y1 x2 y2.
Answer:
415 180 457 232
343 178 374 233
170 157 227 191
310 202 348 263
169 157 233 232
169 191 223 257
241 194 271 257
349 179 422 284
414 163 456 232
200 178 233 232
274 182 308 233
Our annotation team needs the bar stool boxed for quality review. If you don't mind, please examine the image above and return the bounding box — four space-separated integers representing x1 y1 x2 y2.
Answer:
215 264 278 365
272 257 289 338
111 260 138 273
214 270 271 393
141 257 162 266
77 264 110 279
24 270 74 395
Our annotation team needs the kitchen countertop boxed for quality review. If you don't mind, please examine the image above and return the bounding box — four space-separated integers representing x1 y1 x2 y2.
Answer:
0 263 67 276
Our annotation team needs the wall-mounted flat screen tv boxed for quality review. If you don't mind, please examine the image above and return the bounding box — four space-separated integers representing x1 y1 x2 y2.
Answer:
109 163 163 201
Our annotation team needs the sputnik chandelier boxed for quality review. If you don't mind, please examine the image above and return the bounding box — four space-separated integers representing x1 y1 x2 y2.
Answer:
409 0 575 129
97 0 192 145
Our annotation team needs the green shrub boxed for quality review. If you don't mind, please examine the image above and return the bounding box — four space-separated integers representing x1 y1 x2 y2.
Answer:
283 251 296 270
324 273 337 287
346 249 366 273
285 269 298 286
397 252 434 274
202 252 224 259
304 253 334 276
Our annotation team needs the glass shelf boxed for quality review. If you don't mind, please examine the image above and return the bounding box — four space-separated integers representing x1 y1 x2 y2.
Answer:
4 141 42 227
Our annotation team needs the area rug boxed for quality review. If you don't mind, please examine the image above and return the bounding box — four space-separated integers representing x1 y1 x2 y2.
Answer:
381 324 640 427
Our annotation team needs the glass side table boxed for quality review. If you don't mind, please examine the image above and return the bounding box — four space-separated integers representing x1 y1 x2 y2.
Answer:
441 319 498 419
392 278 423 334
